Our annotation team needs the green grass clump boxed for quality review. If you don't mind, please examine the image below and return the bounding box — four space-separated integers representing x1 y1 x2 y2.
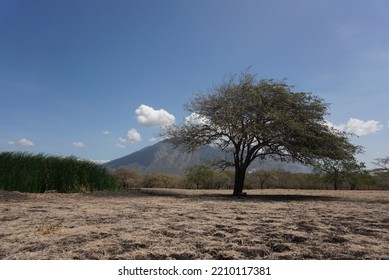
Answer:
0 152 119 193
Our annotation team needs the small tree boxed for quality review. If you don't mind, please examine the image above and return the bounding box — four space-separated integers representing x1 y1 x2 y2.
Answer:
251 170 278 189
372 157 389 181
114 168 142 189
163 72 361 196
185 164 214 189
314 159 365 190
372 157 389 189
350 169 376 190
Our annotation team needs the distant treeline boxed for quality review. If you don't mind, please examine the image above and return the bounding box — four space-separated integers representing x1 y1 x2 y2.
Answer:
0 152 119 193
1 152 387 193
115 165 389 191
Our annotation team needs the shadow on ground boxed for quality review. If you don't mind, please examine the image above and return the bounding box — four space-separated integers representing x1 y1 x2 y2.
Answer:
132 188 340 202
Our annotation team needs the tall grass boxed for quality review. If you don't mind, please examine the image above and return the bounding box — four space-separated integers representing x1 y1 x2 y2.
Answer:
0 152 119 193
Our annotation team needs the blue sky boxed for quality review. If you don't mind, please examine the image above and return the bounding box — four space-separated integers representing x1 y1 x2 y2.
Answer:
1 0 388 168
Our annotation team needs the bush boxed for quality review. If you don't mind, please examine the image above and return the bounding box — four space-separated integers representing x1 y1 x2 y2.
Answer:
114 169 142 189
141 173 183 188
212 171 234 189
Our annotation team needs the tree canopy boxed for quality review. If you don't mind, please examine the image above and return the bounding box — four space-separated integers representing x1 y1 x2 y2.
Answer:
162 72 361 195
185 164 214 189
313 158 365 190
372 156 389 183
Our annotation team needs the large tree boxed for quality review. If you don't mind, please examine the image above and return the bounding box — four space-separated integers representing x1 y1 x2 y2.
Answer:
162 72 361 195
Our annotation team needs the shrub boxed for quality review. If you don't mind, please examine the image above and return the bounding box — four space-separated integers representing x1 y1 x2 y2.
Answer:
141 173 182 188
114 169 143 189
212 171 234 189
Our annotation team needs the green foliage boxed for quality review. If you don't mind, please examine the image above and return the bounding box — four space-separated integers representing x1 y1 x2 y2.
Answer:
248 170 278 189
185 164 215 189
0 152 119 193
245 169 376 190
314 159 366 190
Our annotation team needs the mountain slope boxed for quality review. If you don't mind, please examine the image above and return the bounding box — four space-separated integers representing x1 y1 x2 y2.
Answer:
105 141 312 174
105 141 225 174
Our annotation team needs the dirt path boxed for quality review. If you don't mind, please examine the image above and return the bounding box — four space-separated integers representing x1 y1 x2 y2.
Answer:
1 189 388 259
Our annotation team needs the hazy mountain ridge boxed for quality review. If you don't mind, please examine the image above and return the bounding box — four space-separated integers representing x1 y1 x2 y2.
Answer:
105 141 312 174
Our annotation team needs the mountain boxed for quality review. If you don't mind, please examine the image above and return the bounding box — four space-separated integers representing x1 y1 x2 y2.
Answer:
104 141 224 174
104 141 312 174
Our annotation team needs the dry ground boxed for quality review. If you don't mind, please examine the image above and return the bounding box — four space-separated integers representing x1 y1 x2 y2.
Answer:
0 188 388 260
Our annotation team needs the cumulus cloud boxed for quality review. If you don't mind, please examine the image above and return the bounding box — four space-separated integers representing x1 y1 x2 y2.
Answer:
19 138 34 147
115 131 140 148
184 113 209 125
127 128 141 143
345 118 383 136
135 104 175 127
326 118 383 136
116 137 127 149
7 139 34 147
102 130 110 135
73 141 87 148
118 137 127 143
324 120 344 131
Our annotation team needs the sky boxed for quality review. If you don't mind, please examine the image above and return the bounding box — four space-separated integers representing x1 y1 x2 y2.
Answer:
1 0 388 168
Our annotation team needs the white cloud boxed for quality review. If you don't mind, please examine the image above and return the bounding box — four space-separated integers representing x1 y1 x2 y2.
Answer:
18 138 34 147
135 104 175 127
184 113 209 126
116 137 127 148
127 128 141 143
346 118 383 136
89 159 109 164
326 118 383 136
7 139 34 147
118 137 127 143
387 121 389 128
148 137 158 142
324 120 344 132
102 130 110 135
73 141 87 148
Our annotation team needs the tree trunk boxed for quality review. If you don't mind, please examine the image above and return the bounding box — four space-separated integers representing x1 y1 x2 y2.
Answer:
233 166 247 196
334 181 338 190
333 171 339 190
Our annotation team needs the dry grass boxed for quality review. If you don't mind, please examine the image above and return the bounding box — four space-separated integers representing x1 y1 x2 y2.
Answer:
0 188 388 260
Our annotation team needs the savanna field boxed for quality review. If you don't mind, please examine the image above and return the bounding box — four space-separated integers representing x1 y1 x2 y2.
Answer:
1 188 388 260
3 0 389 267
